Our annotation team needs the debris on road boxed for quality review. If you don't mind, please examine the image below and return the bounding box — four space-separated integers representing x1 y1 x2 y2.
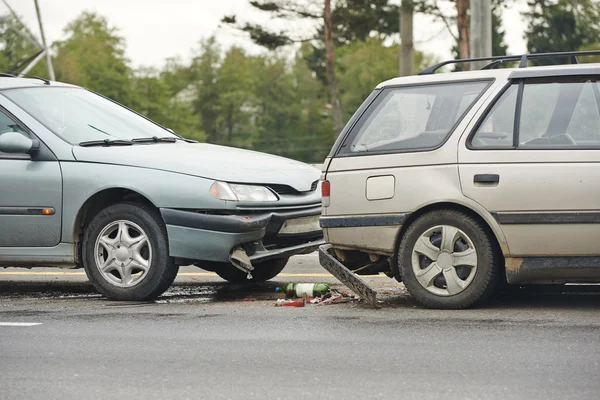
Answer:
275 289 359 308
275 283 330 298
275 298 306 307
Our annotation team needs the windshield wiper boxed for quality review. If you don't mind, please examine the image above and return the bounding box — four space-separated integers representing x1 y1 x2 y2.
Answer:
79 139 133 147
131 136 178 144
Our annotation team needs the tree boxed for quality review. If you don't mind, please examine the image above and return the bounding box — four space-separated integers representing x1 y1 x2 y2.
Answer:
400 0 415 76
222 1 402 138
417 0 510 71
52 12 132 105
337 37 435 120
215 47 257 147
323 0 343 137
130 67 200 141
417 0 470 59
222 0 345 138
525 0 600 65
0 13 46 76
190 37 222 143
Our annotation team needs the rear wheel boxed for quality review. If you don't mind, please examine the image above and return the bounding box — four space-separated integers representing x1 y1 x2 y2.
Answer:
214 258 289 283
398 210 499 309
82 202 178 301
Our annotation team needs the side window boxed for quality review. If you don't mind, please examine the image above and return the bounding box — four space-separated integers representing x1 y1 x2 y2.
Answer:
471 84 518 148
565 81 600 144
0 109 30 156
0 110 29 138
519 78 600 148
342 81 490 154
471 77 600 150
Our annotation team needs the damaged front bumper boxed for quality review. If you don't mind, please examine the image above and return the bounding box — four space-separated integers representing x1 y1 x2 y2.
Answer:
160 207 324 267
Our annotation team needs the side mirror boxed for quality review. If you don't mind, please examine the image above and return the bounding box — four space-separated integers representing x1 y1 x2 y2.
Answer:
0 132 38 154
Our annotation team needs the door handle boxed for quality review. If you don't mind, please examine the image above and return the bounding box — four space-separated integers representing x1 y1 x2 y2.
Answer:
474 174 499 184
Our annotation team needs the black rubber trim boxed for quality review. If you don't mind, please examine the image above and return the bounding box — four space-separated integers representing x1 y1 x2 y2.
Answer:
0 207 55 215
161 208 271 233
474 174 500 183
493 212 600 225
506 256 600 284
320 214 409 228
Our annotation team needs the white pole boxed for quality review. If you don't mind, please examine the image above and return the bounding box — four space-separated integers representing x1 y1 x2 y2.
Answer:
1 0 42 48
33 0 55 81
19 49 46 76
469 0 492 70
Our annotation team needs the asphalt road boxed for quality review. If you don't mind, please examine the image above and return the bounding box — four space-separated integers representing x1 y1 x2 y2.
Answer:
1 255 599 400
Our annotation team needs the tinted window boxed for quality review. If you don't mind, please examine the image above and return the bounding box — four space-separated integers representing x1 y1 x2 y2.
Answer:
471 84 518 148
3 87 176 145
341 81 490 154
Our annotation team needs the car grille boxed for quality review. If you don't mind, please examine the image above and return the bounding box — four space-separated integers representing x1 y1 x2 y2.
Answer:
268 180 320 196
268 184 300 196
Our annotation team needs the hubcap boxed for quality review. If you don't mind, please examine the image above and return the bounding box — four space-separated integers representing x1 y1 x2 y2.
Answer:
94 220 152 288
411 225 478 297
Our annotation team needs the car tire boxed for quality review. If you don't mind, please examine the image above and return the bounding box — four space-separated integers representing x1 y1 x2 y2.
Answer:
214 258 289 283
398 210 499 309
82 202 178 301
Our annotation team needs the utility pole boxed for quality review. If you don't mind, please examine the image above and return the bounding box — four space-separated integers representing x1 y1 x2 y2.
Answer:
469 0 491 70
400 0 414 76
33 0 55 80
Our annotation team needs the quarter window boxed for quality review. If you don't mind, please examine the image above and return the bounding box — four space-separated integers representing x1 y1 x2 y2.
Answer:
342 81 490 154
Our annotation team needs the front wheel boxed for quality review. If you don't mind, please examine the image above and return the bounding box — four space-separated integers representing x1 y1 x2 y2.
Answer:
82 202 179 301
398 210 499 309
214 258 289 283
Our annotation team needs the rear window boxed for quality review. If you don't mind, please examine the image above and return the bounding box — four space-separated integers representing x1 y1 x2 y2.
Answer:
339 80 490 155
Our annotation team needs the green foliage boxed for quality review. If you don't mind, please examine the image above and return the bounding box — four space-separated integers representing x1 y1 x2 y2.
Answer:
525 0 600 64
0 14 46 76
336 37 435 120
53 12 132 104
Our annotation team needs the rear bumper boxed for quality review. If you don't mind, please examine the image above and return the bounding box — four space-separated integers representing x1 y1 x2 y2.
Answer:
161 207 323 263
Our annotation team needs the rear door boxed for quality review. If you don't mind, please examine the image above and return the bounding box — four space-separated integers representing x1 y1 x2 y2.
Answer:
459 74 600 256
0 106 63 247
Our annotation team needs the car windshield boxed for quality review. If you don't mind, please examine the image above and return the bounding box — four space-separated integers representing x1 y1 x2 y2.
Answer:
2 87 176 144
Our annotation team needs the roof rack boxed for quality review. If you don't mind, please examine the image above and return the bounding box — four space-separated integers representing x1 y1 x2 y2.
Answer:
418 50 600 75
0 68 50 85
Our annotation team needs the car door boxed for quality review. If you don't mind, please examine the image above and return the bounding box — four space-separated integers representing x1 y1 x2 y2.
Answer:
459 73 600 256
0 106 63 247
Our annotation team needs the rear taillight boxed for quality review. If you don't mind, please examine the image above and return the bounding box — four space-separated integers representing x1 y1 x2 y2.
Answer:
321 180 330 207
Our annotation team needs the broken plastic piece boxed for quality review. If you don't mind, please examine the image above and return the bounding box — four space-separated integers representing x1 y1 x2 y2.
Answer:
229 247 254 279
275 298 306 307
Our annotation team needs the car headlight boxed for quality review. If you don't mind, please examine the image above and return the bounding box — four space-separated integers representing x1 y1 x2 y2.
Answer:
209 181 278 202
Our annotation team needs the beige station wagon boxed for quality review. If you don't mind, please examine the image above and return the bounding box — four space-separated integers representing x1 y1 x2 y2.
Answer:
319 51 600 309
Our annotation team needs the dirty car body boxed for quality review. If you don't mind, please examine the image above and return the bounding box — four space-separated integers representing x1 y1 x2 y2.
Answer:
0 77 323 301
319 51 600 309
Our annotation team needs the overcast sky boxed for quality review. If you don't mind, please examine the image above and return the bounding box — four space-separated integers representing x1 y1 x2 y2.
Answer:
6 0 530 69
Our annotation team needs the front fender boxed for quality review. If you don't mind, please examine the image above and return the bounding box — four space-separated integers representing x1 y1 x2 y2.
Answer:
60 162 227 242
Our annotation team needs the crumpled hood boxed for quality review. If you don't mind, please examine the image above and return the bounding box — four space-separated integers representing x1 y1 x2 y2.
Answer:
72 142 321 191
